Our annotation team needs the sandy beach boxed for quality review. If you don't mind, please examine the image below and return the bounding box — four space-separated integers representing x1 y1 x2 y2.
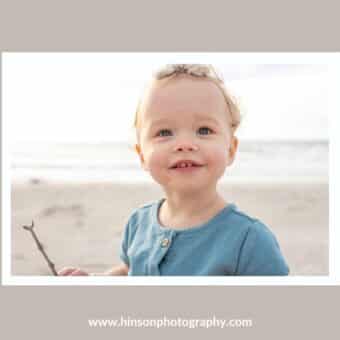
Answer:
11 177 328 276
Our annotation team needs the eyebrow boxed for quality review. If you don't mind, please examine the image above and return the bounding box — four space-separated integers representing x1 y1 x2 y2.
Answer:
195 116 219 125
149 115 219 128
149 118 172 127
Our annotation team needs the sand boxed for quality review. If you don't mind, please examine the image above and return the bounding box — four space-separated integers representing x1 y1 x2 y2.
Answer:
10 177 329 276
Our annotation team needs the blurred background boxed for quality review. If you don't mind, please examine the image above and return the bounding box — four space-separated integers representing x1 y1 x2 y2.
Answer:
5 54 329 276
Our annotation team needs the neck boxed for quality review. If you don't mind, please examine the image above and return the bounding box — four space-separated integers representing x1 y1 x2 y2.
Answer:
160 187 227 228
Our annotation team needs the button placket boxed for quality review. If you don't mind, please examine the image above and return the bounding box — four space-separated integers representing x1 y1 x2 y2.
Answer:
160 238 170 248
148 231 176 275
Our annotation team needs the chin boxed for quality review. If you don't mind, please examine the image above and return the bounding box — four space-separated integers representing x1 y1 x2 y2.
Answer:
168 182 208 194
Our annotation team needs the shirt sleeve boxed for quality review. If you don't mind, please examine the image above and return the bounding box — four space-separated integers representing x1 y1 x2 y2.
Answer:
119 214 136 267
235 221 290 276
119 223 130 266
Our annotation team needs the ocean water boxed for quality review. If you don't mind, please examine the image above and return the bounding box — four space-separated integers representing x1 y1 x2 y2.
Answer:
10 140 329 183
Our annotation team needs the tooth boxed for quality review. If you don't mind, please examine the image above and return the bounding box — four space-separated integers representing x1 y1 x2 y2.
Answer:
176 162 196 168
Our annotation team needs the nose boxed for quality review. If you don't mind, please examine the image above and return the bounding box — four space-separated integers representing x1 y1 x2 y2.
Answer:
173 140 199 152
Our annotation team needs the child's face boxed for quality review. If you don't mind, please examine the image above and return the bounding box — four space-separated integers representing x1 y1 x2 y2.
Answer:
136 76 238 194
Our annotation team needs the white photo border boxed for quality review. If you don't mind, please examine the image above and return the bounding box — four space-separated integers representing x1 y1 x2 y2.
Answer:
2 52 338 286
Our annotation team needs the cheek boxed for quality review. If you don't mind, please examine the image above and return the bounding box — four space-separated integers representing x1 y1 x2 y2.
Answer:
144 145 168 171
204 144 229 172
144 147 173 185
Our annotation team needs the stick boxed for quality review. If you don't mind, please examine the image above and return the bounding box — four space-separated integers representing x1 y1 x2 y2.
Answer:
22 221 58 276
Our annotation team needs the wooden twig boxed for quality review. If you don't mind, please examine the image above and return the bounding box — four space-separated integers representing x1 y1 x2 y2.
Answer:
22 221 58 276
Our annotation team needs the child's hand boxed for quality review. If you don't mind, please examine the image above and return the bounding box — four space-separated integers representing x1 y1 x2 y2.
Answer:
58 267 89 276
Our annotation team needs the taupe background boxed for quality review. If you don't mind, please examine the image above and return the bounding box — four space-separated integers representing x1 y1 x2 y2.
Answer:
1 0 339 339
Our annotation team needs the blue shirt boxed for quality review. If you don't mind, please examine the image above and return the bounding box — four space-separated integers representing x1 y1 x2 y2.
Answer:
120 198 289 276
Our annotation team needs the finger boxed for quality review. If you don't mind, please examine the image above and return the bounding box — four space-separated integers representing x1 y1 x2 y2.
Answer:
70 269 88 276
58 267 77 276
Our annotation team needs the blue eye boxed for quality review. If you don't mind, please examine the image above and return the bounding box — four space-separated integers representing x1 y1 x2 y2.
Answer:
197 127 213 135
156 129 172 137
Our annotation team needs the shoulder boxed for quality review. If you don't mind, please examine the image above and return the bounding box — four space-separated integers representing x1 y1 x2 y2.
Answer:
229 205 258 224
224 204 260 235
125 200 159 231
245 220 281 252
229 206 274 237
121 200 158 243
128 200 158 222
233 206 280 252
231 207 289 275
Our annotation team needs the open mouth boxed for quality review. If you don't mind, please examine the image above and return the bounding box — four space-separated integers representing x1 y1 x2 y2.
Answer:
170 160 204 169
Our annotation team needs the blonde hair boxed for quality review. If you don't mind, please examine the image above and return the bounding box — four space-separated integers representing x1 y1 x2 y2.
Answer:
134 64 242 137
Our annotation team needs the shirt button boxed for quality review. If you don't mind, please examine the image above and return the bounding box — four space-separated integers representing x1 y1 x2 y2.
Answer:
161 238 170 248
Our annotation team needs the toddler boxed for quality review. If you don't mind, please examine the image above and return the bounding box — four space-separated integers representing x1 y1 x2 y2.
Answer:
59 64 289 276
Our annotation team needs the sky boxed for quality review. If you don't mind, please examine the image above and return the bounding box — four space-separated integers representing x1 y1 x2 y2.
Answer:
3 54 331 144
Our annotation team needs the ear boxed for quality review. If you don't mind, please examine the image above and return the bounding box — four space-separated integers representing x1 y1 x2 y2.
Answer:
226 136 238 166
134 144 148 171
